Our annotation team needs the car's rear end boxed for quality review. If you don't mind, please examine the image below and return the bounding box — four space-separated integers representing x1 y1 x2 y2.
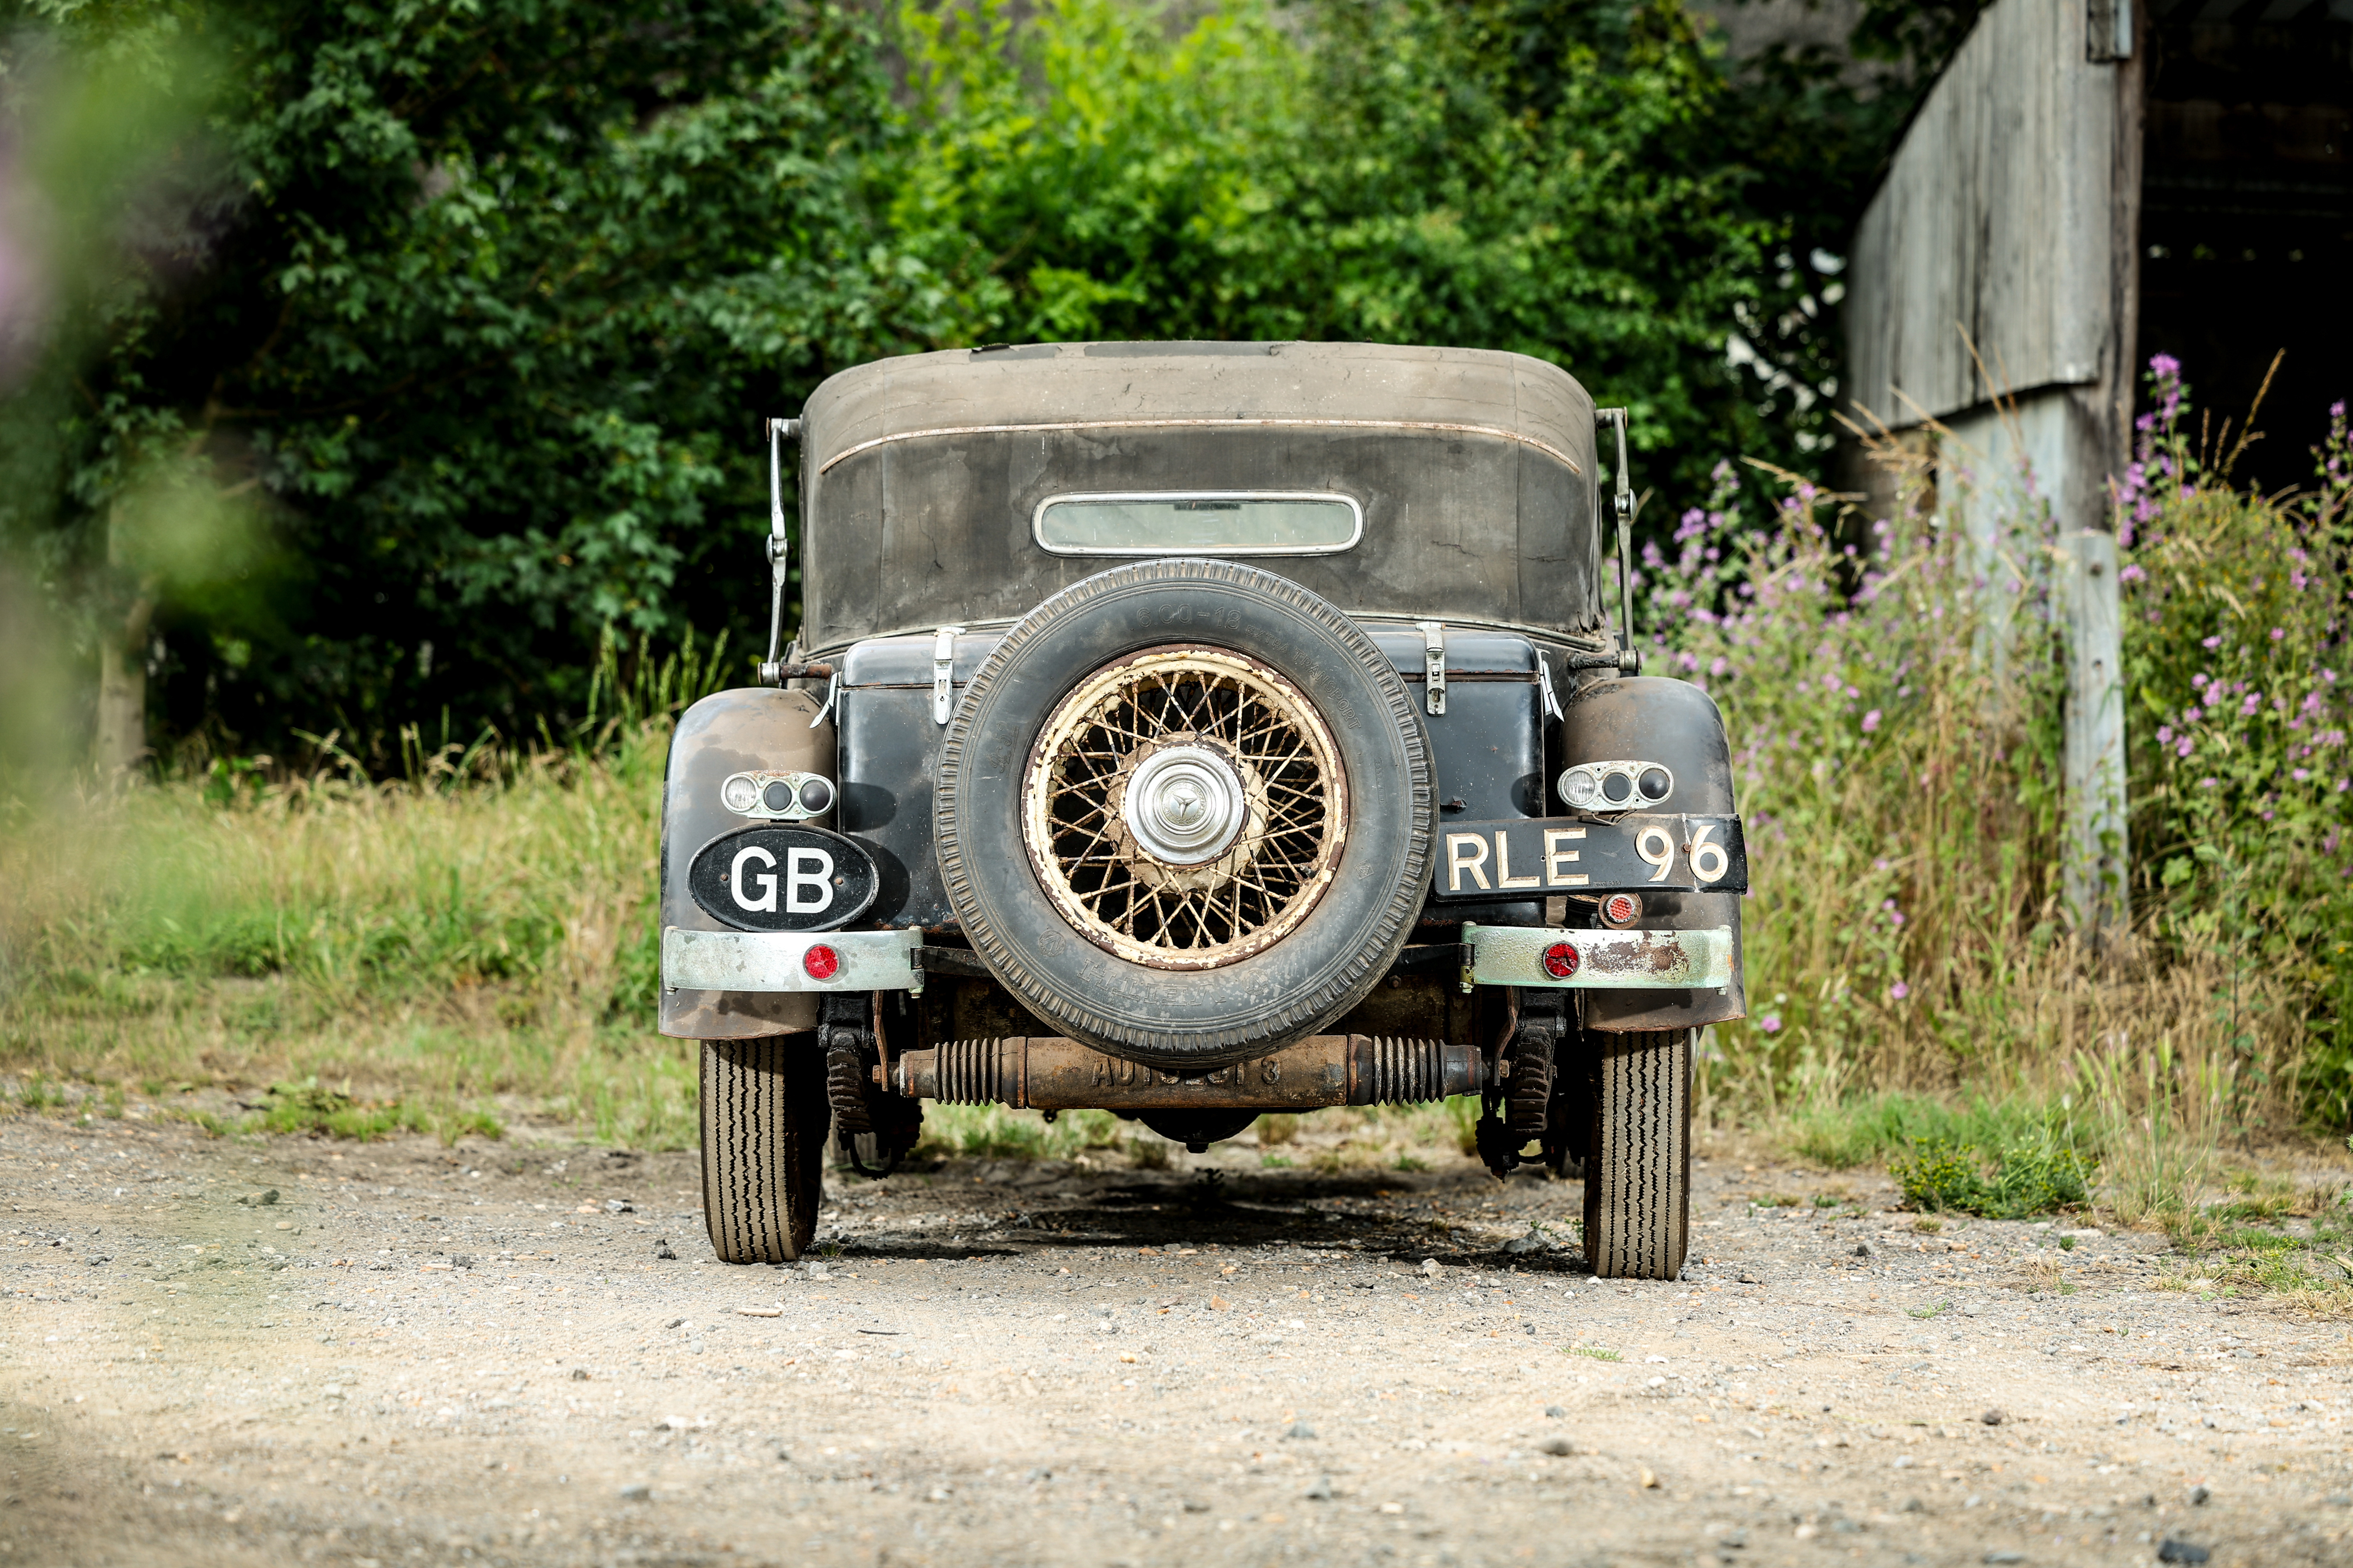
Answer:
658 341 1746 1279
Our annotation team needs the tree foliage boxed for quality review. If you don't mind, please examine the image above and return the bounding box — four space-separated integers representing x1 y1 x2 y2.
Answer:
4 0 1893 766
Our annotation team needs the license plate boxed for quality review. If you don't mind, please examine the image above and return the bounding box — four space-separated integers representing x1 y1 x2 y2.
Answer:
1430 814 1747 899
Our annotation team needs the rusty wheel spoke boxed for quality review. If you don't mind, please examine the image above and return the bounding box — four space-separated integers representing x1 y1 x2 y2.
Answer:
1023 647 1344 969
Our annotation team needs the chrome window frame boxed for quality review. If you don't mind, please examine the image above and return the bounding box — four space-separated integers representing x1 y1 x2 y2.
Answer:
1031 490 1366 558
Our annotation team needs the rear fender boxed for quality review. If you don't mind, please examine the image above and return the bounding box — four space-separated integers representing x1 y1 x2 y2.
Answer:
659 686 835 1039
1558 675 1746 1032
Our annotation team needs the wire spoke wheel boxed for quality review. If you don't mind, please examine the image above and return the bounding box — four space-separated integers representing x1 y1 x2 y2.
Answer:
936 559 1429 1064
1021 645 1346 969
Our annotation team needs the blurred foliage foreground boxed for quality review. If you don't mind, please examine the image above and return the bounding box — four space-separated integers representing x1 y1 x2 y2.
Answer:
3 369 2351 1302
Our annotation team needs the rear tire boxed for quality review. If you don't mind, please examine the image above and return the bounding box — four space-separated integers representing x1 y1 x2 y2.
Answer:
1582 1028 1692 1279
701 1035 829 1263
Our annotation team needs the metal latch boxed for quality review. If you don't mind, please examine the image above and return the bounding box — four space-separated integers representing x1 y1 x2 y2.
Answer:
1415 620 1447 716
1535 655 1564 719
809 668 840 730
931 626 965 725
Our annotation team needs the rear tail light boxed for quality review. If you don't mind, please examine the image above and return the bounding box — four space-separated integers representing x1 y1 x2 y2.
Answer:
1541 940 1578 980
802 945 839 980
1601 892 1641 926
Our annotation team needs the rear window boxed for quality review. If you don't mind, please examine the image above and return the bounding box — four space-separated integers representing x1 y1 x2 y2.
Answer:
1032 492 1362 556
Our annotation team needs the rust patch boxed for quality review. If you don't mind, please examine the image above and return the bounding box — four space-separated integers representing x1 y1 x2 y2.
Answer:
1583 933 1690 976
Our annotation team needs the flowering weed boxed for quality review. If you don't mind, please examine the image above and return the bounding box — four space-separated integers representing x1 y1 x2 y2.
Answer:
1654 359 2352 1165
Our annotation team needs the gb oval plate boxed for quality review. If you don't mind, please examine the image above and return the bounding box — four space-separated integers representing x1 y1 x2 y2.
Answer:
688 823 880 933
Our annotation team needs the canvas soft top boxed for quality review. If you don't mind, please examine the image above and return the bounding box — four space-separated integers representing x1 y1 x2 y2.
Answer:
794 341 1605 652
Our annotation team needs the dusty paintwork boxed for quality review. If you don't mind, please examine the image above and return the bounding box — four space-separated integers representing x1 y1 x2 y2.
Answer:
1556 674 1747 1031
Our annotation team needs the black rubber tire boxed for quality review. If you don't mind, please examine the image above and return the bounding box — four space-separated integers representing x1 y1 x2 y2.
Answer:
1582 1028 1692 1279
935 558 1434 1067
700 1035 829 1264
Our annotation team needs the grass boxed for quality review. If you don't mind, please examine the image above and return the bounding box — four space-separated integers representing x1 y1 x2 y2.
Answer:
1680 376 2351 1226
0 636 716 1149
913 1106 1126 1161
2148 1183 2353 1312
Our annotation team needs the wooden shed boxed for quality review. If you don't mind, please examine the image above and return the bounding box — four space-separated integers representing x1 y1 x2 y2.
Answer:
1842 0 2352 942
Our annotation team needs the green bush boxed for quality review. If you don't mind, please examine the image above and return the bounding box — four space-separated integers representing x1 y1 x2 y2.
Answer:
1987 1143 2092 1217
1889 1140 1987 1213
245 1080 425 1142
1890 1137 2092 1219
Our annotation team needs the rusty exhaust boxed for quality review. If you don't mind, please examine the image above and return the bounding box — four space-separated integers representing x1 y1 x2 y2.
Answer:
891 1035 1484 1111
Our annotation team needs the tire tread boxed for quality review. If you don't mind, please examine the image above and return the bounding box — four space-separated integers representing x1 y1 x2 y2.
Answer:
700 1036 828 1264
1583 1027 1692 1280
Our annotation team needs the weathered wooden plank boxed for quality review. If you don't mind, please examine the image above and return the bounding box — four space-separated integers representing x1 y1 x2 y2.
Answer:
2059 529 2130 945
1845 0 2131 429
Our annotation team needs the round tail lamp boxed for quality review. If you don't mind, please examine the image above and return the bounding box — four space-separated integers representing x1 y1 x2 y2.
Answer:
1602 892 1641 926
802 944 840 981
1541 940 1578 980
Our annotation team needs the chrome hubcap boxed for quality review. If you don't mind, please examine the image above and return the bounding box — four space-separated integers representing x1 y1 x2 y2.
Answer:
1122 746 1245 865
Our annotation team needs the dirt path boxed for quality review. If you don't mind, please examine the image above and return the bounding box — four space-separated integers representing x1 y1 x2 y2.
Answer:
4 1110 2348 1567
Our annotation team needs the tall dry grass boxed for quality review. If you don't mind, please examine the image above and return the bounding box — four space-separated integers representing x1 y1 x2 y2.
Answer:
0 634 724 1146
1658 363 2351 1237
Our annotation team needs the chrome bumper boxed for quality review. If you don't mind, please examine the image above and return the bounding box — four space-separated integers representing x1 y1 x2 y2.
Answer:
661 922 1732 999
1461 923 1737 990
661 926 925 995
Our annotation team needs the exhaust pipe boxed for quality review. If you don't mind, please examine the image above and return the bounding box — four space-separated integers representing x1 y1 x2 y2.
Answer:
892 1035 1484 1111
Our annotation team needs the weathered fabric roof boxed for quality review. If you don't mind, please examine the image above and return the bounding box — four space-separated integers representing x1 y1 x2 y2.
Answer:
804 340 1592 477
795 341 1603 651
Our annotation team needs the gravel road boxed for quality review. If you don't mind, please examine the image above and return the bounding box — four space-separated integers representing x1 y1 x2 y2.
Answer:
5 1109 2349 1567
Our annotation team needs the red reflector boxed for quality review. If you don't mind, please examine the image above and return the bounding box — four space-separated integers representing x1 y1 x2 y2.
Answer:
1541 940 1578 980
1604 893 1639 925
802 944 840 981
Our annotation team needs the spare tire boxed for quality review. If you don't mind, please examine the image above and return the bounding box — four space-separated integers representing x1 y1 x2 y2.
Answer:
935 558 1434 1067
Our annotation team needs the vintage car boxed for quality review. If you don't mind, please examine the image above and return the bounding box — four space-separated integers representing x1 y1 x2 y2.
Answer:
659 342 1747 1280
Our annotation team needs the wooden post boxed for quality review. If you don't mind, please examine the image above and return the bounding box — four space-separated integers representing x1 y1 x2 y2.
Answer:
90 501 158 785
2059 528 2129 948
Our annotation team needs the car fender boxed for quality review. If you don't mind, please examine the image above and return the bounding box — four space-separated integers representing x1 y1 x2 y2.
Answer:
1558 674 1747 1032
659 686 835 1039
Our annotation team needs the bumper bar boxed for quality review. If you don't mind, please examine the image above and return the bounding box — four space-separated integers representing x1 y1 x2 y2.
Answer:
663 922 1732 1000
1461 923 1736 990
661 926 925 995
